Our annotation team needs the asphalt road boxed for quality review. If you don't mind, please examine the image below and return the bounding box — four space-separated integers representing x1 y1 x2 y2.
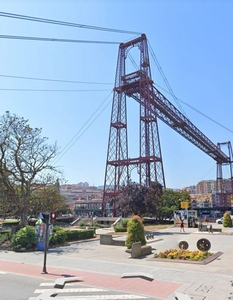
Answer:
0 272 160 300
0 272 48 300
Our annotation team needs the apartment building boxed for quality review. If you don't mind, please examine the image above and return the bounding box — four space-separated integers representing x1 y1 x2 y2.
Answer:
196 180 216 194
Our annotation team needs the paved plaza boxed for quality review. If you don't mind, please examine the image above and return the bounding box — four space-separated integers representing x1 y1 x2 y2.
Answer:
1 224 233 299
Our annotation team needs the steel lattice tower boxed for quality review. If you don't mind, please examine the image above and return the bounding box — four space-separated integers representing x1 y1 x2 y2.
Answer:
102 34 165 215
216 142 233 207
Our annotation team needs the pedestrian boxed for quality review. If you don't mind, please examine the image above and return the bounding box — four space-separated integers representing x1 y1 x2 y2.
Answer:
180 219 185 233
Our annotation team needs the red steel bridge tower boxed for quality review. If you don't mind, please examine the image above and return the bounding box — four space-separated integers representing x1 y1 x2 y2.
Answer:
102 34 233 215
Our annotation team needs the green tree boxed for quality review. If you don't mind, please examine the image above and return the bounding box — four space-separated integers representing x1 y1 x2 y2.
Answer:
0 112 61 226
29 185 67 217
156 189 190 221
223 212 232 228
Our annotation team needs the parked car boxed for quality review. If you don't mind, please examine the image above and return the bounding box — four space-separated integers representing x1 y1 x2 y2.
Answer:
216 217 223 224
216 216 233 224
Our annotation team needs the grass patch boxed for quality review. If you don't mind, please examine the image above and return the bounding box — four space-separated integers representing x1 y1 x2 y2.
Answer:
144 224 172 231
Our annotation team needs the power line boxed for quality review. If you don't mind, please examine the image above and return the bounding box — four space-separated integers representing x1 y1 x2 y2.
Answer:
52 91 113 165
0 88 111 92
148 40 189 119
154 82 233 135
0 74 113 85
0 11 141 35
1 76 232 134
0 74 231 135
0 34 120 44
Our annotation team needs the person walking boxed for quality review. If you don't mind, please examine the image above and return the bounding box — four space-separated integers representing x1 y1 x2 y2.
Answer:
180 219 185 233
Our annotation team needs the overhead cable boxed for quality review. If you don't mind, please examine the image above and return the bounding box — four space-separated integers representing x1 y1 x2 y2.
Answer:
0 88 111 92
0 11 141 35
52 91 113 165
148 40 189 119
0 34 120 44
154 82 233 135
0 74 113 85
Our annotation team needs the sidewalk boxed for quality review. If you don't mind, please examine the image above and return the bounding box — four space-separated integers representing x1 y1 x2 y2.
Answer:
1 224 233 299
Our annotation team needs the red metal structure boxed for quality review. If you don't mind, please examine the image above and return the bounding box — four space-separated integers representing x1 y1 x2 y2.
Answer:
215 142 233 207
102 34 233 215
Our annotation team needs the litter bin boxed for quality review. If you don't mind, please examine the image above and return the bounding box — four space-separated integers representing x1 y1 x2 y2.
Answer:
37 241 44 251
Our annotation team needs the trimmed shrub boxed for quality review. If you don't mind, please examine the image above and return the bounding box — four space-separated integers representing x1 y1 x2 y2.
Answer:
50 227 94 245
93 223 102 228
125 215 146 249
11 226 37 251
223 212 232 228
79 222 89 227
114 219 129 232
49 227 67 246
114 226 127 232
66 229 94 241
121 219 129 228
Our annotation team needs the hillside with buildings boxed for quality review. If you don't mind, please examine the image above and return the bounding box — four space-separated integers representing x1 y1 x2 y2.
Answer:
60 179 233 218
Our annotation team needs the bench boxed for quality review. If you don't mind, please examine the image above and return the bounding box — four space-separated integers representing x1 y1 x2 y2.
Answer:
100 234 125 246
126 241 152 258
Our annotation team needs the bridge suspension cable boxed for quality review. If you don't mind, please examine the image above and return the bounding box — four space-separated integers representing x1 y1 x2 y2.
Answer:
0 11 141 35
51 91 113 165
0 34 121 44
0 74 112 85
148 40 188 119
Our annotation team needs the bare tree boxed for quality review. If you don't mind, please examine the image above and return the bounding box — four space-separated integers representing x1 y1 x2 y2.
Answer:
0 112 61 226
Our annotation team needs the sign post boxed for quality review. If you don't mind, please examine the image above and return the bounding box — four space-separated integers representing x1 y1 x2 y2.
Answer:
40 212 50 274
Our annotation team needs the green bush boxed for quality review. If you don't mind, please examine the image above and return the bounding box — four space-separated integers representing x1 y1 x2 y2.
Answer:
49 227 94 245
114 226 127 232
125 215 146 249
49 227 67 246
11 226 37 251
93 223 102 228
121 219 129 228
0 230 10 236
79 222 89 227
66 229 94 241
223 212 232 228
114 218 129 232
0 230 10 244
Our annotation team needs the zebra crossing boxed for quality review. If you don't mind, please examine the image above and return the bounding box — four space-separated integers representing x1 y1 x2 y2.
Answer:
28 282 152 300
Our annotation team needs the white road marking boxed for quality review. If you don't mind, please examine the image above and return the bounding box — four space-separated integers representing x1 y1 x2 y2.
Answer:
29 295 147 300
34 288 107 293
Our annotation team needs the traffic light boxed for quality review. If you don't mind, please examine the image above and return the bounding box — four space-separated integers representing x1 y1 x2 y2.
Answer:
50 212 56 220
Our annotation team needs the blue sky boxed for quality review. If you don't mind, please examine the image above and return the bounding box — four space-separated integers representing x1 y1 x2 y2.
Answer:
0 0 232 188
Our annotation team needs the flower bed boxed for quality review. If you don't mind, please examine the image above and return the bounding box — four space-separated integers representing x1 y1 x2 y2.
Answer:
154 249 212 261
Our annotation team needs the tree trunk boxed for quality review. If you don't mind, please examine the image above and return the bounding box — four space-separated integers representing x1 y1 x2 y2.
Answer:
20 210 28 227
